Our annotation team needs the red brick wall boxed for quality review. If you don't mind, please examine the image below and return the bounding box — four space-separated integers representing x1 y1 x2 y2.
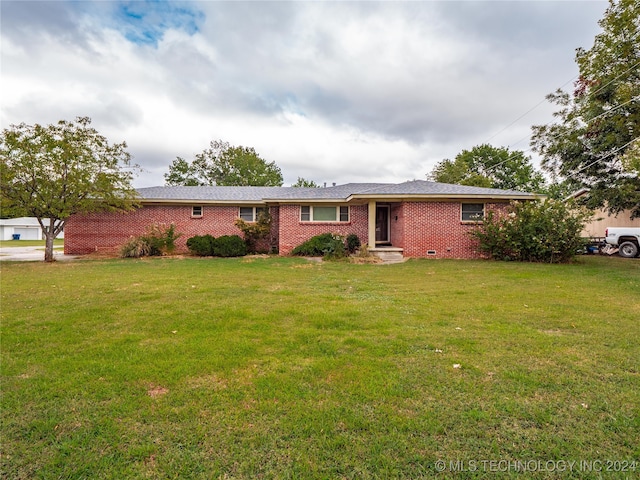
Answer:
278 204 369 255
64 205 279 255
396 201 508 258
390 203 404 247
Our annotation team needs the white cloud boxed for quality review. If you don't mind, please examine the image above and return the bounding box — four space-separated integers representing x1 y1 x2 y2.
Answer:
1 0 607 188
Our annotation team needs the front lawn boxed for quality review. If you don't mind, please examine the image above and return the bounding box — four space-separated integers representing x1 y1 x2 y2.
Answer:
1 256 638 478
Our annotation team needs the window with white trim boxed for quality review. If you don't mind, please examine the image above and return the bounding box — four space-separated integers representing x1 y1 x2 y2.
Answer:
239 206 267 222
192 206 203 217
300 206 349 222
461 203 484 222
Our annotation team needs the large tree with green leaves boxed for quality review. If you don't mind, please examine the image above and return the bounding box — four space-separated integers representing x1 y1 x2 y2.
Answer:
0 117 139 261
531 0 640 218
427 144 546 192
164 140 283 186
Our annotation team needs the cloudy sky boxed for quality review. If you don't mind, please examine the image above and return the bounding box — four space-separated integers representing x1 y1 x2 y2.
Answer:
1 0 608 188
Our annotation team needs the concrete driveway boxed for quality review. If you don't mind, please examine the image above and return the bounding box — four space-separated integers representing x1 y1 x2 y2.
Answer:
0 246 80 262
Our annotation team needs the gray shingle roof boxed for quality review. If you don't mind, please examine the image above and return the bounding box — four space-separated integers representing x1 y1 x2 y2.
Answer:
137 181 538 203
264 183 394 200
354 180 537 197
136 186 308 202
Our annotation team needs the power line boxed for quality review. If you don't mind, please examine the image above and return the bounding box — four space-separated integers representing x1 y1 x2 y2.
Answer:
586 95 639 124
579 57 640 100
486 46 640 149
459 33 640 177
483 102 639 176
507 93 640 152
570 136 640 177
484 76 578 145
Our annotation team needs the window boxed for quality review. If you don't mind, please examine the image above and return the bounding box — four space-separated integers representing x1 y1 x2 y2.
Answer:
239 207 266 222
340 206 349 222
461 203 484 222
312 206 337 221
192 206 203 217
300 206 349 222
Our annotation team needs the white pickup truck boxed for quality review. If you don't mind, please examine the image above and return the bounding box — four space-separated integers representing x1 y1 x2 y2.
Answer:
604 227 640 258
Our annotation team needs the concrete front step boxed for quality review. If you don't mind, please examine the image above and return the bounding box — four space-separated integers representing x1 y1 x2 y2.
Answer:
369 247 405 263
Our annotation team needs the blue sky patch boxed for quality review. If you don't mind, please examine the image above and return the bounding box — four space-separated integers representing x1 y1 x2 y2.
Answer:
113 1 203 46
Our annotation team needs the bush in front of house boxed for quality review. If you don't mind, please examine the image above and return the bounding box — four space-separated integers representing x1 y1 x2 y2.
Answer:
120 223 182 258
144 223 182 256
235 209 273 253
121 236 153 258
212 235 247 257
292 233 346 259
186 234 216 256
346 234 361 254
186 234 247 257
470 200 590 263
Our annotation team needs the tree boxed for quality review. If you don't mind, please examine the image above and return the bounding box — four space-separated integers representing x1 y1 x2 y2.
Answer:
427 144 546 192
164 140 283 186
292 177 320 188
531 0 640 218
621 139 640 175
163 157 201 186
470 200 591 263
0 117 139 261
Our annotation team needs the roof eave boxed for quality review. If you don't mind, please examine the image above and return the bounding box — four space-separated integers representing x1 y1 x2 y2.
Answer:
140 199 269 205
347 193 544 202
265 197 349 203
139 193 544 205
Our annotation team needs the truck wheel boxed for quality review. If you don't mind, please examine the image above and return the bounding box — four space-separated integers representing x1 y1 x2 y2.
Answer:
618 241 638 258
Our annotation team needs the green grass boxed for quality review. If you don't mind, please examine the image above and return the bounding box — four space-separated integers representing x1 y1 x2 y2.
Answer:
1 256 639 478
0 239 64 248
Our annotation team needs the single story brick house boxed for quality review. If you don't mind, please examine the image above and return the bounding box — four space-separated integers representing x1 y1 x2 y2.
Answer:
64 180 539 259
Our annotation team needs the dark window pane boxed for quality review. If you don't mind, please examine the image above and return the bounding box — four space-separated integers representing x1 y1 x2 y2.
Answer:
301 206 311 221
339 206 349 222
462 203 484 221
240 207 254 221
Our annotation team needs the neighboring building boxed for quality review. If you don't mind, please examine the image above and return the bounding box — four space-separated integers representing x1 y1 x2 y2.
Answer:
581 208 640 237
569 189 640 237
64 180 539 259
0 217 64 240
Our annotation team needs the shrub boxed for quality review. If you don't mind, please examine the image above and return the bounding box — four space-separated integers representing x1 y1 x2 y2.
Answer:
213 235 247 257
120 236 152 258
346 234 361 254
159 223 181 254
120 223 182 258
144 236 164 257
235 209 273 253
186 234 247 257
356 243 371 258
470 200 590 263
186 235 216 256
291 233 347 259
143 223 182 256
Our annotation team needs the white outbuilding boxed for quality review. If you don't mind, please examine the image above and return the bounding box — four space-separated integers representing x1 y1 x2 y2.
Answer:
0 217 64 240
